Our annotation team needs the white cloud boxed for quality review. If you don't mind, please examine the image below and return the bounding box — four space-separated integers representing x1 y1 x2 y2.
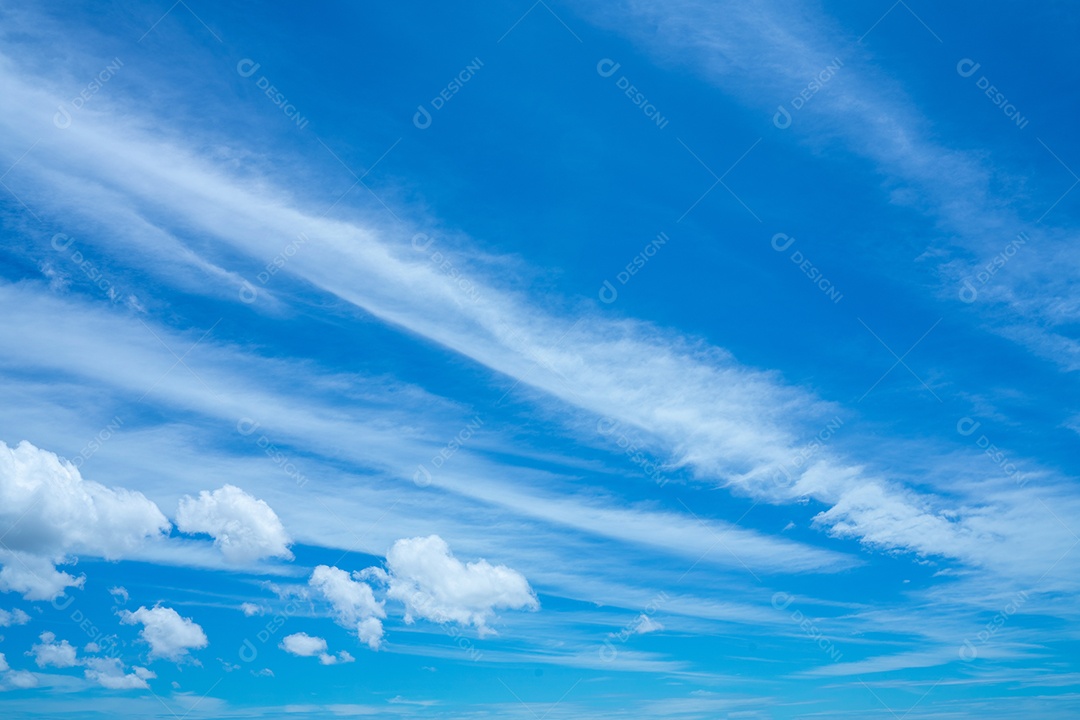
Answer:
29 631 78 668
0 440 170 599
0 608 29 627
633 615 663 635
0 553 83 603
240 602 265 617
0 652 7 672
279 632 354 665
175 485 293 563
119 605 208 662
108 586 129 605
83 656 155 689
309 565 385 650
380 535 539 635
0 23 1072 642
356 618 383 651
5 670 38 689
280 632 326 657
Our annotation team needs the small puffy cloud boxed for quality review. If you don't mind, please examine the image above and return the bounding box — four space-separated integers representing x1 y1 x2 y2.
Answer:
6 670 38 688
29 631 78 668
280 632 326 657
119 606 208 662
0 652 7 672
280 633 354 665
381 535 538 634
309 565 385 650
252 667 274 677
0 608 30 627
323 650 354 665
175 485 293 563
84 657 155 689
108 586 129 605
0 440 170 599
240 602 265 617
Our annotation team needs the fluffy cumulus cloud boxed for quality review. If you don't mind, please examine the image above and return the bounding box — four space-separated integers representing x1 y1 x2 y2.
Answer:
119 606 208 662
309 565 385 650
380 535 538 634
83 657 156 689
29 631 78 668
240 602 265 617
175 485 293 563
0 608 30 627
5 670 38 688
0 440 170 599
279 632 354 665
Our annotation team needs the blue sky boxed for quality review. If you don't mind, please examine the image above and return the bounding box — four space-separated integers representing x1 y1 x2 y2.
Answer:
0 0 1078 717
